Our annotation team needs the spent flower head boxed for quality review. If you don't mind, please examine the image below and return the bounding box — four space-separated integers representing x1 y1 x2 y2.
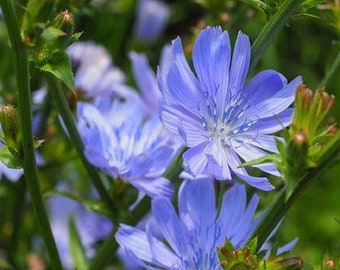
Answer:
158 26 302 190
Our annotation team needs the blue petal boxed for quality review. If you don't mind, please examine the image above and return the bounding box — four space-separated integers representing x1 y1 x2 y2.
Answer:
159 102 203 139
145 222 180 268
205 142 232 180
116 224 177 267
228 31 250 97
165 62 201 109
158 44 172 80
277 238 298 255
236 134 279 153
253 163 281 177
131 177 174 199
162 38 203 107
217 183 246 244
228 151 274 191
77 103 113 170
230 194 259 248
130 52 160 114
178 179 216 232
243 76 302 119
242 70 287 106
152 197 188 256
247 109 293 134
193 26 231 107
182 142 209 177
178 120 209 147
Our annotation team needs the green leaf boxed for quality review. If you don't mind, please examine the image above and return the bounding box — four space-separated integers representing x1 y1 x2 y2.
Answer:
0 147 23 169
40 51 75 93
240 0 273 14
246 237 258 255
44 190 82 202
70 31 83 43
238 154 280 167
39 27 66 42
45 190 114 219
302 0 325 6
83 199 114 219
69 216 89 270
21 0 56 45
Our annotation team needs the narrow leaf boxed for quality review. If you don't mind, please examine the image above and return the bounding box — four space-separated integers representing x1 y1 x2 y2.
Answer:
238 154 280 167
68 216 88 270
302 0 324 6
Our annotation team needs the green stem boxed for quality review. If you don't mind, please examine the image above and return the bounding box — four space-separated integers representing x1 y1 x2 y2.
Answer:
0 1 63 268
88 229 118 270
8 176 26 267
318 51 340 89
250 0 303 70
112 0 137 67
250 134 340 250
45 75 115 209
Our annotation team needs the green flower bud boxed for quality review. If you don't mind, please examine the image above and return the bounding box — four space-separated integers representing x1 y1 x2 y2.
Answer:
284 131 309 194
50 10 74 46
0 105 21 152
291 85 335 140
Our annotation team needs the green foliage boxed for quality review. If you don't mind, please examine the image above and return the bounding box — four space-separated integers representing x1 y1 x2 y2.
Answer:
218 238 303 270
21 0 56 46
39 51 75 93
68 216 89 269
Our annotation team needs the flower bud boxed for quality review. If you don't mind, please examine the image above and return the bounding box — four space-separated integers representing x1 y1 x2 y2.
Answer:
291 85 335 140
286 131 308 166
51 10 74 39
0 105 21 151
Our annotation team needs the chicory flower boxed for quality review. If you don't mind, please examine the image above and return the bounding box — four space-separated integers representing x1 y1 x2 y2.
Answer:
158 26 302 190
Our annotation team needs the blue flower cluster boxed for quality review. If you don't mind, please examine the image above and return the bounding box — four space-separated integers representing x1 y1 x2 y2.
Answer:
50 26 300 268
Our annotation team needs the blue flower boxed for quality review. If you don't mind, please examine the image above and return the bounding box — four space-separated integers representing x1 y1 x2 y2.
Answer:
129 45 171 117
67 42 136 100
158 26 302 190
116 179 296 269
49 187 113 269
134 0 170 43
77 98 182 199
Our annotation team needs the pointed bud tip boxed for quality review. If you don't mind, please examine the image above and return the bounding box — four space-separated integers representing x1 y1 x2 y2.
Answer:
0 105 21 149
293 131 308 144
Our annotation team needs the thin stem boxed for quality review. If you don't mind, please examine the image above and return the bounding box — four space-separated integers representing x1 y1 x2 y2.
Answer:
250 0 303 70
45 75 115 209
88 229 118 270
318 51 340 89
250 134 340 250
8 176 26 267
0 0 63 268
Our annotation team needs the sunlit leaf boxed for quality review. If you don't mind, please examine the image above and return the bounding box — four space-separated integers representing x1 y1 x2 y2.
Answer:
40 51 75 93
